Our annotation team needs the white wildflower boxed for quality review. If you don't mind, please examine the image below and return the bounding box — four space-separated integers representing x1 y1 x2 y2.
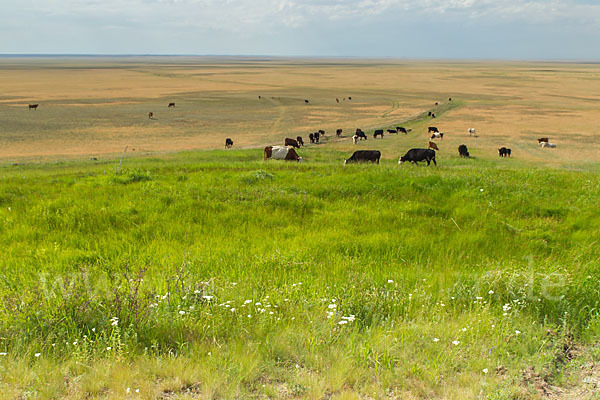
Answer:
483 368 488 374
433 338 440 342
488 290 494 295
452 340 460 346
515 330 521 335
179 310 185 315
338 320 348 325
34 353 41 357
387 279 394 283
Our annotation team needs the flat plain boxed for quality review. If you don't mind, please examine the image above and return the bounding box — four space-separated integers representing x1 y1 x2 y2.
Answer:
0 58 599 399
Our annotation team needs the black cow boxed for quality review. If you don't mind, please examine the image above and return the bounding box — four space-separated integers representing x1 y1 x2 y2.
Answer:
396 127 408 134
225 138 234 148
285 138 300 148
296 136 304 146
398 148 437 166
498 147 512 157
336 128 343 137
305 99 309 104
458 144 469 158
431 113 436 118
168 102 175 108
355 129 367 140
344 150 381 164
449 97 452 101
318 129 325 137
428 126 439 133
309 133 315 143
428 111 432 116
387 129 397 134
348 97 352 100
314 132 320 143
28 104 39 110
373 129 384 138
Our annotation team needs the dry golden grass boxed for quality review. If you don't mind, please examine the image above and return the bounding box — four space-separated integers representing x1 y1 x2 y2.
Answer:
0 57 599 165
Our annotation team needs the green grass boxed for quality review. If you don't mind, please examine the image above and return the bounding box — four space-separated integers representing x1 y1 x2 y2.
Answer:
0 148 599 399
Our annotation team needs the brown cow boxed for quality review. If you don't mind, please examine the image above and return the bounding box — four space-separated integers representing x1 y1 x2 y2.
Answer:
537 137 549 144
336 128 342 137
28 104 38 110
285 138 300 148
428 140 439 151
148 112 154 119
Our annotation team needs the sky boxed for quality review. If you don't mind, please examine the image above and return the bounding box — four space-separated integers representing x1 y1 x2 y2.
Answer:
1 0 600 59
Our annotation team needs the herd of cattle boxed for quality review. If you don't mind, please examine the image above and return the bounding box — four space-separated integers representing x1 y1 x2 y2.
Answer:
25 99 557 163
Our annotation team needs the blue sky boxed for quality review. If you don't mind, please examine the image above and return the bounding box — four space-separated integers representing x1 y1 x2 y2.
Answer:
2 0 600 59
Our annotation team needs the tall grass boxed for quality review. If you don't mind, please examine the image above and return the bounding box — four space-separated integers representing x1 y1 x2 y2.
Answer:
0 149 599 398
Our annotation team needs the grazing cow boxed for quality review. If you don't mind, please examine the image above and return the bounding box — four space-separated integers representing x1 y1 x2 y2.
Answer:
336 98 339 103
428 111 432 116
148 112 154 119
540 142 556 148
373 129 384 138
355 129 367 140
352 135 358 144
168 102 175 108
498 147 512 157
387 129 397 134
28 104 39 110
468 128 476 136
435 102 439 106
318 129 325 137
304 99 309 104
449 97 452 101
296 136 304 147
285 138 300 148
396 127 409 134
336 128 343 137
258 95 262 99
314 132 320 143
264 146 302 162
344 150 381 164
399 149 437 166
428 126 439 133
430 132 444 140
428 140 439 151
458 144 469 157
431 113 436 118
225 138 234 148
537 137 549 144
309 133 315 143
348 97 352 100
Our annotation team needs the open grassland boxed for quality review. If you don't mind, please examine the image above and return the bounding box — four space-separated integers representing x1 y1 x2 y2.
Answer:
1 57 600 167
0 147 599 399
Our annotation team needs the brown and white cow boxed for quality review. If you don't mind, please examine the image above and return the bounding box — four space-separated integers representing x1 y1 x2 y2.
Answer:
264 146 302 162
148 112 154 119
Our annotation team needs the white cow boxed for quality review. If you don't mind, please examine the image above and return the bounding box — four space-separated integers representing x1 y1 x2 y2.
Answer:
468 128 476 136
540 142 556 148
352 135 358 144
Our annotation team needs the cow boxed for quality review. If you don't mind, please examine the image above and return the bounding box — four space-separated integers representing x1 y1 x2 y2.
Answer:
537 137 549 144
458 144 469 158
344 150 381 165
309 133 315 143
225 138 234 148
318 129 325 137
387 129 397 134
498 147 512 157
148 112 154 119
468 128 476 136
449 97 452 101
28 104 39 110
430 132 444 140
258 95 262 99
285 138 300 148
336 98 339 103
336 128 343 137
305 99 309 104
431 113 436 118
396 127 409 134
428 126 439 133
428 111 432 116
428 140 439 151
435 102 439 106
399 149 437 166
168 102 175 108
314 132 320 143
296 136 304 147
352 135 358 144
355 129 367 140
540 142 556 148
348 97 352 100
373 129 384 139
264 146 302 162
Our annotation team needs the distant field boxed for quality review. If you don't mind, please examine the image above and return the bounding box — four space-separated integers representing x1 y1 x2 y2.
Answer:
1 57 600 167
